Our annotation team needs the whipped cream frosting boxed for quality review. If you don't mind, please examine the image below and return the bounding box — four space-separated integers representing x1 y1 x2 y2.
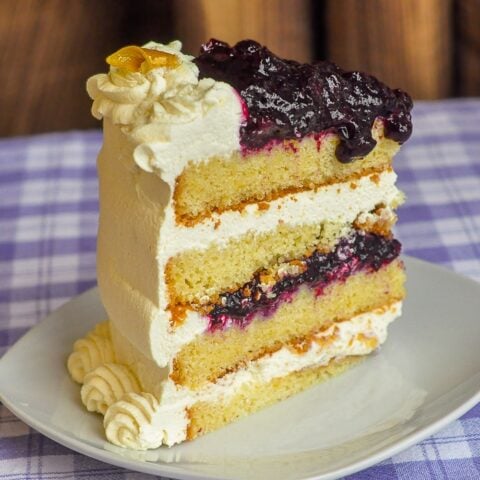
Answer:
81 363 141 415
158 169 401 255
67 321 115 383
87 41 243 185
71 302 401 449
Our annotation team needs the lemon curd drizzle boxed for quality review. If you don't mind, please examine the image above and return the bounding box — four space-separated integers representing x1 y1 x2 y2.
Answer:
106 45 180 73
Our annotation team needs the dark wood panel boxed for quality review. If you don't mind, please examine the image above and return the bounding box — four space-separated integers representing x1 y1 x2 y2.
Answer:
456 0 480 96
1 0 123 136
326 0 453 99
1 0 475 136
173 0 313 62
0 0 174 137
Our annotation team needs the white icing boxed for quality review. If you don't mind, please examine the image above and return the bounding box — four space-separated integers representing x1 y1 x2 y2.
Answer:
67 321 114 383
81 363 141 415
86 41 242 186
104 392 167 450
103 302 401 449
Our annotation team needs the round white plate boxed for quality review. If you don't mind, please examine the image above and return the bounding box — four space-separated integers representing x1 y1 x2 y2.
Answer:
1 256 480 480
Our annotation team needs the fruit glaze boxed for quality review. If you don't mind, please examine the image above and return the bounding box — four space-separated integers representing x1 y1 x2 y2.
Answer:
207 232 401 332
195 39 413 163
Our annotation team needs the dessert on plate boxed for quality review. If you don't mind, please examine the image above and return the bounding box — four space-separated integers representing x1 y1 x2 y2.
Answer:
67 39 412 450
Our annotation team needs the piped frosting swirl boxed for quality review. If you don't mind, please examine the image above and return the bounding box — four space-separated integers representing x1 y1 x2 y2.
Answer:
67 322 115 383
81 363 141 414
87 41 238 137
86 41 243 184
104 392 162 450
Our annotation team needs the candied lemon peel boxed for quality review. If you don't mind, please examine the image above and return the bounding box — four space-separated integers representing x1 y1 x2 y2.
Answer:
106 45 180 74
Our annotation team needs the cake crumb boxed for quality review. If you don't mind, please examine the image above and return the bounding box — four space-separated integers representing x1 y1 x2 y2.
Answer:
168 303 188 327
284 141 299 154
370 173 380 184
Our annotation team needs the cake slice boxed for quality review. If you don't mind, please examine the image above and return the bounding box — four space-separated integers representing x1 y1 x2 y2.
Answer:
67 39 411 449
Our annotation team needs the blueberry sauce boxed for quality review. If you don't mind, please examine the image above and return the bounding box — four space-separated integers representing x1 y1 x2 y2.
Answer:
207 232 401 332
194 39 413 163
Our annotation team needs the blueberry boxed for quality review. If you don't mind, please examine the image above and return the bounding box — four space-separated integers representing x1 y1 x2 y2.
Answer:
206 232 401 332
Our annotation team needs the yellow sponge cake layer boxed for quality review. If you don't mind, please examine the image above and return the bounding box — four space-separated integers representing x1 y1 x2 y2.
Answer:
167 221 349 307
187 355 363 441
171 260 405 390
167 169 401 307
175 125 399 225
97 136 402 366
167 216 396 308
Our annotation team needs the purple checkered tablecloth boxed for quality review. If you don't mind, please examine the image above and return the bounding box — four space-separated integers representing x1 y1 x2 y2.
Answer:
1 99 480 479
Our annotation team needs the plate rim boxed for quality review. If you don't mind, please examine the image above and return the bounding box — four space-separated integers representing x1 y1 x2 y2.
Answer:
1 255 480 480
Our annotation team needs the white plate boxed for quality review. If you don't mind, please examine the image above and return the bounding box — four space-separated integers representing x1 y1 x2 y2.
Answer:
1 256 480 480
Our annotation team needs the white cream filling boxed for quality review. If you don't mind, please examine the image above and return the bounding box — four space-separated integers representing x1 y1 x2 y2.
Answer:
159 169 401 256
102 302 401 449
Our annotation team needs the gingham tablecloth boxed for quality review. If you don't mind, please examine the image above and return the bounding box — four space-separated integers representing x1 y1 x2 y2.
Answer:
1 99 480 479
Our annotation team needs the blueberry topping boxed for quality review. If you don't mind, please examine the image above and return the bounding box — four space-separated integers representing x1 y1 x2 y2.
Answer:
194 39 412 162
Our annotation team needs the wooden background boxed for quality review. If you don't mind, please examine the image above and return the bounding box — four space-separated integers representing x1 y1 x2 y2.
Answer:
1 0 479 137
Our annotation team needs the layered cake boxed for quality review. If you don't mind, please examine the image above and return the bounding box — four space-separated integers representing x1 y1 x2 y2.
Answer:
67 39 411 449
